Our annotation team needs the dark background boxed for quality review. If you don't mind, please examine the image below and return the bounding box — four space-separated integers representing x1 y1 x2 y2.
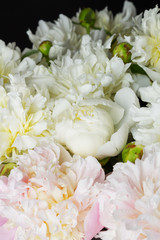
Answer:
1 0 159 50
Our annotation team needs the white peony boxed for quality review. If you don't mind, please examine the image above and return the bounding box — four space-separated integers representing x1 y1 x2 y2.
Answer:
23 35 139 159
53 99 114 157
0 78 54 162
95 0 136 36
72 1 136 38
131 81 160 146
27 14 81 59
0 39 37 87
0 40 21 84
129 6 160 83
52 87 139 159
29 35 133 102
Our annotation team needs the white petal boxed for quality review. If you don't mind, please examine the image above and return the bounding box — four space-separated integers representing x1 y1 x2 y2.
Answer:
96 124 129 159
114 87 140 128
12 135 37 151
139 81 160 103
30 121 47 135
139 65 160 82
0 132 11 157
52 99 71 118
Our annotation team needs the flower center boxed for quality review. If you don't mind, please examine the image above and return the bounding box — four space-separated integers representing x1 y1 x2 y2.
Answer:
74 106 94 120
148 37 160 71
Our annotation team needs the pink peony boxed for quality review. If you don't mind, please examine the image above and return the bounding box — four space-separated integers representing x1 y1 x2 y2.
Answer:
98 143 160 240
0 142 105 239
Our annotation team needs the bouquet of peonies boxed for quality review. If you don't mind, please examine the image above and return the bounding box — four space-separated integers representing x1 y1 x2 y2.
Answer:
1 0 160 239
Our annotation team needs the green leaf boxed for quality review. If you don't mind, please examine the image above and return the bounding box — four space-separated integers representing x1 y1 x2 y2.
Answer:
98 157 110 166
0 162 17 176
130 63 147 75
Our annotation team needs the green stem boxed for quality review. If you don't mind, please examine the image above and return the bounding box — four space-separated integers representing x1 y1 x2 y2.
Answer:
72 21 81 25
21 50 39 60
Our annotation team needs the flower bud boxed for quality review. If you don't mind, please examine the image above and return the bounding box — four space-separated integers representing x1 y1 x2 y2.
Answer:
38 40 52 57
112 42 132 63
0 162 17 176
79 8 96 32
122 142 144 163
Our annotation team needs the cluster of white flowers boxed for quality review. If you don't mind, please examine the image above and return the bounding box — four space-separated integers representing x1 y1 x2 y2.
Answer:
0 1 142 162
2 1 160 239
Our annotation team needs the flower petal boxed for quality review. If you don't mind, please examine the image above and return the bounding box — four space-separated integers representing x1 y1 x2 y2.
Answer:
96 124 129 159
0 224 17 240
84 201 103 240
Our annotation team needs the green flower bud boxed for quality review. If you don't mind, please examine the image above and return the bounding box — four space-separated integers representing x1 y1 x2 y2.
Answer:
0 162 17 176
38 40 52 57
112 42 132 63
122 142 144 163
79 8 96 33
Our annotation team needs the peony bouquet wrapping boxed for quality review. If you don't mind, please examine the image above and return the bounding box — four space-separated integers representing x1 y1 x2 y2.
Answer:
1 0 160 239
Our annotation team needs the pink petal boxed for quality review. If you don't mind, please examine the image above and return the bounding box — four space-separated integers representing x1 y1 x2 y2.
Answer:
84 201 103 240
0 216 7 226
0 224 17 240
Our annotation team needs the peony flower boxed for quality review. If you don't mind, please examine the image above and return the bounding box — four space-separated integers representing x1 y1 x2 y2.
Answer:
72 1 136 38
0 40 36 87
50 35 133 99
128 6 160 82
131 81 160 146
0 79 54 162
52 87 139 159
0 142 105 239
98 142 160 239
0 40 21 85
27 14 81 60
29 35 134 101
94 0 136 36
24 34 140 159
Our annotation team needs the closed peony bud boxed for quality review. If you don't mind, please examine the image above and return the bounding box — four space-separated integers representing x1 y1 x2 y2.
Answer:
112 42 132 63
79 8 96 33
0 162 17 176
122 142 144 163
38 40 52 57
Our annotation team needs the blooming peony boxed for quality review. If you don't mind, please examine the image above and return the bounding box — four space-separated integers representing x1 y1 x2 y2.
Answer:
94 0 136 36
25 34 140 159
72 1 136 39
0 142 105 239
27 1 136 62
0 40 21 85
128 6 160 82
29 34 134 101
0 40 36 87
98 142 160 239
52 86 139 159
0 79 54 162
131 81 160 146
27 14 81 60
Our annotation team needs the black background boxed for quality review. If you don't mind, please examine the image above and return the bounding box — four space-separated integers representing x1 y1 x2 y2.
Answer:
1 0 159 50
